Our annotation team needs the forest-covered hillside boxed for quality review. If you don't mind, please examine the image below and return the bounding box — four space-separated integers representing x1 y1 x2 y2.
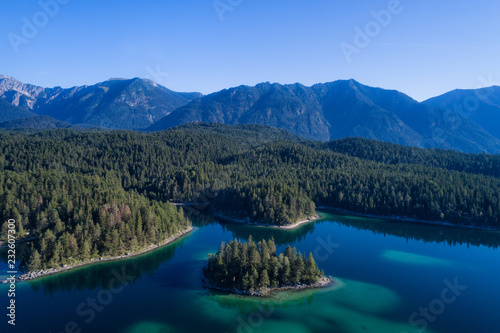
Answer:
1 123 499 269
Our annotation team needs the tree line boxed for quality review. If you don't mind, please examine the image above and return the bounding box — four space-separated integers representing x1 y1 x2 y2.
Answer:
202 237 323 293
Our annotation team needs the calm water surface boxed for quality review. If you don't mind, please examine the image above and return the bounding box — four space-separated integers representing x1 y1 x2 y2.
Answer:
1 211 499 333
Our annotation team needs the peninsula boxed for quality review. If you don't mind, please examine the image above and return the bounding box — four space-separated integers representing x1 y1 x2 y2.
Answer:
214 213 321 230
16 226 193 282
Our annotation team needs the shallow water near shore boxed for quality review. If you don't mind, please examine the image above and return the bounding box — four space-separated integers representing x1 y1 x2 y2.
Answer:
1 211 500 333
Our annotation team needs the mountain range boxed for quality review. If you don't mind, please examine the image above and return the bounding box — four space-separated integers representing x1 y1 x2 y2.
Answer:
149 80 500 153
1 75 499 154
424 86 500 140
0 75 201 130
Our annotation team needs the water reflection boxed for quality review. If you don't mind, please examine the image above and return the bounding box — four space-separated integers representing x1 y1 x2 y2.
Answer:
187 207 316 245
27 234 190 295
6 209 500 333
20 207 500 297
219 222 316 246
320 209 500 249
190 207 500 250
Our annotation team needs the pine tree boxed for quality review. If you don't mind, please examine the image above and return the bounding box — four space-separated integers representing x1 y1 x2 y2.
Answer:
259 269 270 289
305 252 319 283
267 237 277 256
50 241 62 267
39 238 48 263
261 241 270 270
242 271 250 290
27 249 42 271
281 256 291 285
269 256 280 287
81 239 91 262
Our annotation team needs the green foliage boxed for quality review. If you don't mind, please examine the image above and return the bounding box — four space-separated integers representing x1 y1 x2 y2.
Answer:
0 162 190 271
0 124 499 271
215 181 315 225
202 238 323 292
322 137 500 178
27 249 42 271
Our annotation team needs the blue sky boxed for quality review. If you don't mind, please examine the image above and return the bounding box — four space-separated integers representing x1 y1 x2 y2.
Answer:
1 0 499 101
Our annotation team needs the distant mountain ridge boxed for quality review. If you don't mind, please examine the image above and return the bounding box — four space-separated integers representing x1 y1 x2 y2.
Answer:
0 75 202 130
0 97 37 122
423 86 500 140
1 75 499 153
149 80 500 154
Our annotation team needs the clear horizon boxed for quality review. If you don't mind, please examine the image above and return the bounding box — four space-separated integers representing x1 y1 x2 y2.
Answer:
1 0 499 101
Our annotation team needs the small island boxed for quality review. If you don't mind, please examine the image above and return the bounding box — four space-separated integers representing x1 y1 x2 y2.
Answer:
202 237 332 296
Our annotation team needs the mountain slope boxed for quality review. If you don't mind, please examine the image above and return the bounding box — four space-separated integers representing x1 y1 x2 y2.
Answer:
424 86 500 140
148 82 329 138
149 80 500 153
312 80 422 145
332 81 500 153
0 97 37 122
0 115 72 130
0 75 45 109
0 76 201 130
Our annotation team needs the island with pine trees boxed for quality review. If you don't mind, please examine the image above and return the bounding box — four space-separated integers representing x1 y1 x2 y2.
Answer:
202 237 333 296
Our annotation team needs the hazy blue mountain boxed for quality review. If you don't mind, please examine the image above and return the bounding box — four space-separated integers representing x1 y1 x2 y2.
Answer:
149 80 500 154
0 115 72 130
0 97 37 122
2 75 498 153
0 76 201 130
424 86 500 140
148 82 329 139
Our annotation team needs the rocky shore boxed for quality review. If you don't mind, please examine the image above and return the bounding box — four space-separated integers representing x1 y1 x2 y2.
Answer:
15 226 194 282
202 275 334 297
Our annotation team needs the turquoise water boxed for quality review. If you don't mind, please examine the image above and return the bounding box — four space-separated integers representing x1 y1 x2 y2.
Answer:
1 211 500 333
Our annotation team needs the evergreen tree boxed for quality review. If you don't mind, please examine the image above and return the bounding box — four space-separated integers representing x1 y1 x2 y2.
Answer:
203 238 325 293
259 269 270 289
27 250 42 271
305 252 320 284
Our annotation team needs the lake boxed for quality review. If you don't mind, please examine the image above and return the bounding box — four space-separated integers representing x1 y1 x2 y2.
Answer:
1 210 500 333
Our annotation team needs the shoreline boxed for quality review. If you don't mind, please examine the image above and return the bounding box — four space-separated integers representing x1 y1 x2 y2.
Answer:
13 226 194 283
317 206 500 232
203 275 334 297
214 213 321 230
170 201 322 229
